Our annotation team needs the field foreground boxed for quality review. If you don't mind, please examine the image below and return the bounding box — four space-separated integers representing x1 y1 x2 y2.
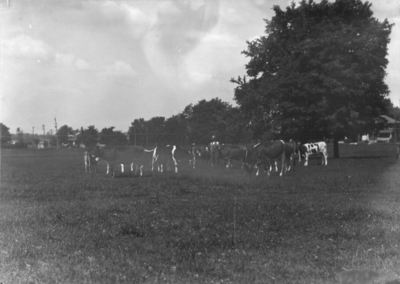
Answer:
1 144 400 283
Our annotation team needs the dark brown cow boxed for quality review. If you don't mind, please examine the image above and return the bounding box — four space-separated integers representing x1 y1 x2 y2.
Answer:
132 147 156 176
246 141 286 176
252 140 298 174
219 144 249 169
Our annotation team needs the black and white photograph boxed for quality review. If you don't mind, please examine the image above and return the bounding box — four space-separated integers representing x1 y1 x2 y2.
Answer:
1 0 400 283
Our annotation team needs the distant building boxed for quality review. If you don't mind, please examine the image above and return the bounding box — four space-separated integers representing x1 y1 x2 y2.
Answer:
68 133 78 146
376 115 399 143
361 115 399 143
38 141 45 149
38 140 50 149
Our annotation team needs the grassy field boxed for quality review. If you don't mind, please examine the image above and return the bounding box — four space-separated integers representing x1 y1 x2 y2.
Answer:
1 143 399 284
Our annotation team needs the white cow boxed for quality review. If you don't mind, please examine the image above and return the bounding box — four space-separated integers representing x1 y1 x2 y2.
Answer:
299 142 328 166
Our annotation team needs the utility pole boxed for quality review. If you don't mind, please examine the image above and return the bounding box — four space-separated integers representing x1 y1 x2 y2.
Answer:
134 126 137 146
395 114 397 143
146 127 148 147
42 125 45 140
54 117 58 150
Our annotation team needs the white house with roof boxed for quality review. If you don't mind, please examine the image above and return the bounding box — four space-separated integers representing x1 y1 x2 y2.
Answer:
376 115 399 142
363 115 399 143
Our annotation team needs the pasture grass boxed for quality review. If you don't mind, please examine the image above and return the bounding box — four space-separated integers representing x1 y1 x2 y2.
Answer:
0 144 399 283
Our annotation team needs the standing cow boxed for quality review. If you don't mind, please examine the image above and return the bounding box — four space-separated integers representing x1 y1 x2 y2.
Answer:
219 144 249 169
153 145 193 173
299 141 328 166
91 146 155 178
246 141 286 176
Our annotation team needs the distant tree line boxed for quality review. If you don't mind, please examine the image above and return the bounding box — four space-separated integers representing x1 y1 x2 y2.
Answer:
75 98 250 148
0 98 251 149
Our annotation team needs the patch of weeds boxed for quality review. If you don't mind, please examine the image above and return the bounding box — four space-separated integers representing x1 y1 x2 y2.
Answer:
118 225 146 237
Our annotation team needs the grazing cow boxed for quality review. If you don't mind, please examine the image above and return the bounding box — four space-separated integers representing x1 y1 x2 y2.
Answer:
91 146 155 178
246 141 286 176
192 145 211 168
219 144 249 169
84 150 97 173
299 141 328 166
154 145 193 173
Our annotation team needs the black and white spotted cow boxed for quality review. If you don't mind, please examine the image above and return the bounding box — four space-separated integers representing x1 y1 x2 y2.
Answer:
153 145 193 173
299 142 328 166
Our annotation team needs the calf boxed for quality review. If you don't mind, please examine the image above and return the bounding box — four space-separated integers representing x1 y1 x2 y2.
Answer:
299 141 328 166
246 141 286 176
84 150 97 173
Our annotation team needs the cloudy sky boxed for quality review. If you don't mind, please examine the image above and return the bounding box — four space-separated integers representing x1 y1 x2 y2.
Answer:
1 0 399 134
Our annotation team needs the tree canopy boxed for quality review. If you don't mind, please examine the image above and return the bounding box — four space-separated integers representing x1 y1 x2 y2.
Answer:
232 0 393 157
99 127 128 147
79 126 99 147
183 98 248 144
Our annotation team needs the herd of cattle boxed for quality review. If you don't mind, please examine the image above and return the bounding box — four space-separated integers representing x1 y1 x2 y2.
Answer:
84 140 328 178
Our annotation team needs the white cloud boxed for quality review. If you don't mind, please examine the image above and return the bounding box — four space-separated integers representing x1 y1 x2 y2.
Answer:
83 1 152 38
125 6 153 38
55 53 91 70
5 35 51 60
105 61 136 77
55 53 75 66
188 70 212 84
75 58 91 70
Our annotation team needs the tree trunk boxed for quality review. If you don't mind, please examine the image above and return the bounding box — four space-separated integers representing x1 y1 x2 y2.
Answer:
333 135 340 158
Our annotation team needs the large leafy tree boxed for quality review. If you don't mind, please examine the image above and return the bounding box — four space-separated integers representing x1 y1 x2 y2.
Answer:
232 0 393 157
0 123 12 145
